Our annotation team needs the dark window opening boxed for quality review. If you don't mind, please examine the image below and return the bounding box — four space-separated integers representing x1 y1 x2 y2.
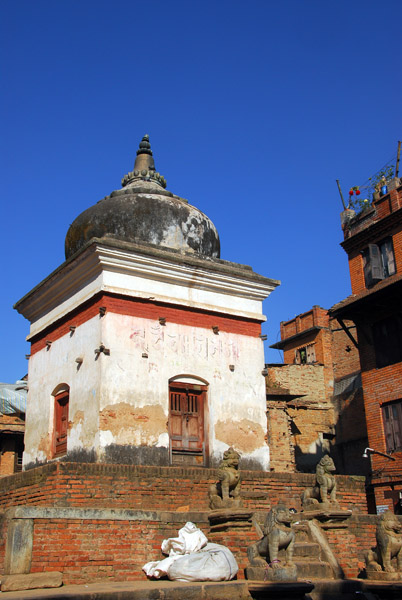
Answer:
372 316 402 368
363 238 396 288
15 437 24 472
295 344 316 364
382 400 402 453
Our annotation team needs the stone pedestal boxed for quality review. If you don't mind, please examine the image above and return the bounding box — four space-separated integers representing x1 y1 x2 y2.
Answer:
366 569 402 581
208 509 253 533
245 563 298 582
300 507 352 528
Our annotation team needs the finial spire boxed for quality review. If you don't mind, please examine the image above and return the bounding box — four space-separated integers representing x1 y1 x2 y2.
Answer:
121 134 166 189
137 134 153 156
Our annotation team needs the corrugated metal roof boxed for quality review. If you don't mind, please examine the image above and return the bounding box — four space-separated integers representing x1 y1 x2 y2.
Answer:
0 381 27 415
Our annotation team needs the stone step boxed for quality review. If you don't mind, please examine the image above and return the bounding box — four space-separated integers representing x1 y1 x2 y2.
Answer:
294 560 334 580
277 542 321 560
293 542 321 558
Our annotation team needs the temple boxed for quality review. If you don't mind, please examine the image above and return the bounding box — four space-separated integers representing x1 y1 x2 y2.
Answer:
14 135 279 471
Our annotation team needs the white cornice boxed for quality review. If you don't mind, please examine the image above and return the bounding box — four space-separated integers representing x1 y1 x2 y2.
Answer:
15 242 279 337
96 245 276 301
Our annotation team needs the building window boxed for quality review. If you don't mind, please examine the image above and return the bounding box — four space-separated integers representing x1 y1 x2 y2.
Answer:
295 344 316 364
382 401 402 453
363 238 396 288
53 388 69 458
372 316 402 368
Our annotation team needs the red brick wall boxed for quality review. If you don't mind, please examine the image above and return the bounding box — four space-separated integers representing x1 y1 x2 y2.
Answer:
330 320 360 380
29 517 198 584
280 307 329 344
0 507 386 584
0 462 367 514
324 515 377 578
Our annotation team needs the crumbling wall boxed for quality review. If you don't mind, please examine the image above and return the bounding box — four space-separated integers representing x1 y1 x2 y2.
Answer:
268 365 335 472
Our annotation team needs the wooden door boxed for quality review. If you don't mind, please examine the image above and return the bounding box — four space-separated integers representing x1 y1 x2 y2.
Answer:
54 390 69 457
169 384 206 464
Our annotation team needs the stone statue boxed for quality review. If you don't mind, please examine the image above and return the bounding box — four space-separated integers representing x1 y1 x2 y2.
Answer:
366 511 402 575
209 447 241 510
302 455 338 509
246 503 296 581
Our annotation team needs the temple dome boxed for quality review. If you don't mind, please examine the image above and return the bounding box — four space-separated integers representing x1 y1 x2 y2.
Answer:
65 135 220 259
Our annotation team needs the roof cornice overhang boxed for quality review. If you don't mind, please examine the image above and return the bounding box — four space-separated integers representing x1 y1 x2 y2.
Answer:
329 276 402 321
341 207 402 255
15 237 280 334
269 326 327 350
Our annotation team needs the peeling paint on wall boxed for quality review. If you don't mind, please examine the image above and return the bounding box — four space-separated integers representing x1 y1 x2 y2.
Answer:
214 419 265 453
37 434 51 458
99 403 167 446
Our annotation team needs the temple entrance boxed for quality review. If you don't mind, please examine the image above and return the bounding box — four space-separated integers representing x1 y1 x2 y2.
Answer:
169 380 208 466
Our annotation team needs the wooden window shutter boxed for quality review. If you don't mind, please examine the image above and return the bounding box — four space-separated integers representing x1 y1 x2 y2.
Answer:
382 405 395 452
364 244 384 287
383 238 396 276
392 403 402 450
306 344 316 363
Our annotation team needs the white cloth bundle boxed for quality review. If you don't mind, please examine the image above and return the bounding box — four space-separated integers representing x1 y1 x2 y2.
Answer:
143 522 238 582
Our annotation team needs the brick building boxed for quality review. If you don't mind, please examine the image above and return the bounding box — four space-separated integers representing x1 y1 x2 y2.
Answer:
0 380 26 476
329 172 402 513
268 306 368 475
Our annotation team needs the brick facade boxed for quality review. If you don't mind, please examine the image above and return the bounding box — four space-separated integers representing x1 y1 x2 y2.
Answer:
330 178 402 512
268 306 368 475
0 414 24 477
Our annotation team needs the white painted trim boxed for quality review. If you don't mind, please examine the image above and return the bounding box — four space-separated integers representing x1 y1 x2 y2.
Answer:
16 242 279 338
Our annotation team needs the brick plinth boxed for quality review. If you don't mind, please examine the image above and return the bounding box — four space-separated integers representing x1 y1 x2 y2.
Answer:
0 463 370 585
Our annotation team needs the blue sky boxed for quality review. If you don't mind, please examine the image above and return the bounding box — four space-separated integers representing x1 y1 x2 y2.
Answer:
1 0 401 382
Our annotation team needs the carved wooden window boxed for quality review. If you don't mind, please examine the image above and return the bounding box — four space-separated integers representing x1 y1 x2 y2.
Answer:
53 389 69 458
169 382 207 464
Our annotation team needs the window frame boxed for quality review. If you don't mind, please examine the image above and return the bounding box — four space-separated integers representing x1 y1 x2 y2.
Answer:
382 400 402 453
363 237 396 288
52 388 69 458
295 344 316 365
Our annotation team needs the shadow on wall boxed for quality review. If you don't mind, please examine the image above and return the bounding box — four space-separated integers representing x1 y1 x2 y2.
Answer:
332 381 371 478
294 441 333 474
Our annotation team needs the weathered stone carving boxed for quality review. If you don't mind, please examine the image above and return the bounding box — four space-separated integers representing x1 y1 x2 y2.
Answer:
209 447 241 509
302 455 338 509
366 511 402 576
246 503 297 581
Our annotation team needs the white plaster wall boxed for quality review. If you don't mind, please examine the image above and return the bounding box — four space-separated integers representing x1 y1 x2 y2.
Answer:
99 312 269 469
23 316 102 467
